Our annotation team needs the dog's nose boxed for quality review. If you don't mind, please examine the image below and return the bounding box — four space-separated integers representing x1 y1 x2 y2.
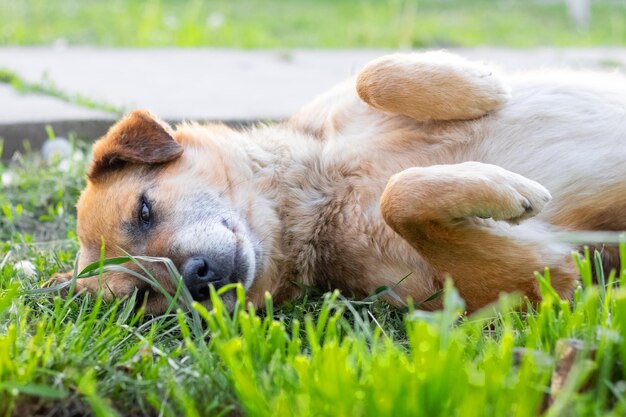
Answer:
182 256 233 301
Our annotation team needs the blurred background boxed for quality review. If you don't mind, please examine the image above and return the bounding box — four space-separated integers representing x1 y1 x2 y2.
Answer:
1 0 625 158
1 0 624 49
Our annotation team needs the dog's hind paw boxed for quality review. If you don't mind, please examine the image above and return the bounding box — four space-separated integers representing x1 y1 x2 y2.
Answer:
356 51 510 122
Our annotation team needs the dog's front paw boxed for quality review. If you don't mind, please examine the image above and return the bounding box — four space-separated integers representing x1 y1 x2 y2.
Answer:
462 162 552 222
43 270 77 296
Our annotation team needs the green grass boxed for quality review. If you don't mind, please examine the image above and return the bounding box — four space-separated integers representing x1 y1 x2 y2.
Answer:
1 136 626 416
1 0 626 48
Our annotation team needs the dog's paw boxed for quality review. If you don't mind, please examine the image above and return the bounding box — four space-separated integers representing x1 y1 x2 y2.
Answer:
356 52 510 121
43 270 76 296
461 162 551 222
459 62 510 116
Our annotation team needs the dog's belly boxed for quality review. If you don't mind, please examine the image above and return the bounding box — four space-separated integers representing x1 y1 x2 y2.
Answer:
470 74 626 230
321 200 442 306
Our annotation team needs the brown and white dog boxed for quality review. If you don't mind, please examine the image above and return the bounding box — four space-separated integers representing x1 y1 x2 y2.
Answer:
54 52 626 314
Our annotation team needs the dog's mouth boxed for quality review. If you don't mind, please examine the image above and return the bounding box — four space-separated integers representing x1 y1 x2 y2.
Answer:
231 232 253 284
227 217 259 287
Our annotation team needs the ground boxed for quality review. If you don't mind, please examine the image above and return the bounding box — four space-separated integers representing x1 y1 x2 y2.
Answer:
2 0 626 416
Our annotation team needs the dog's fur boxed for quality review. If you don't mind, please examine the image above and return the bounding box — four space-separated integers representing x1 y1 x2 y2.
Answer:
53 52 626 314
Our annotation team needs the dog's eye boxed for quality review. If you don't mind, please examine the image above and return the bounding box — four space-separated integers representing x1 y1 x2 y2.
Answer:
139 201 151 225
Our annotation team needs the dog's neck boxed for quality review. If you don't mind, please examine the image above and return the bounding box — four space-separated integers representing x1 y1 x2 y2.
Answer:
241 123 370 303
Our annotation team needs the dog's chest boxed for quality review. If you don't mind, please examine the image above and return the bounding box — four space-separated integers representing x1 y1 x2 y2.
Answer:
276 158 421 295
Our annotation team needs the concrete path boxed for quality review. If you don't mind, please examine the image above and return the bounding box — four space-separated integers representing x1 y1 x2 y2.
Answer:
2 47 626 157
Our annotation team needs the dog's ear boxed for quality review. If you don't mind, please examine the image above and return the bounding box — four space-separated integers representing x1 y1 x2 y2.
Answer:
88 110 184 181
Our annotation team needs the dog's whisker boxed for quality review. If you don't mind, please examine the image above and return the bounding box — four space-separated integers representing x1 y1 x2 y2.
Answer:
218 175 255 198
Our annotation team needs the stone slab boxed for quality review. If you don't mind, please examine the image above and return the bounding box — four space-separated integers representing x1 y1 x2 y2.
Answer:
1 120 113 159
2 47 625 121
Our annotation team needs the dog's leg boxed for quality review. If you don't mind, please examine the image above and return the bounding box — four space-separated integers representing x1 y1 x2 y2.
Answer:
45 270 106 297
45 269 139 301
380 161 577 312
289 52 509 137
357 52 510 121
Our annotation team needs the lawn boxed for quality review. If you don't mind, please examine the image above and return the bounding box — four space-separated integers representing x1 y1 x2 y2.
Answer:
0 136 626 416
2 0 626 416
1 0 626 48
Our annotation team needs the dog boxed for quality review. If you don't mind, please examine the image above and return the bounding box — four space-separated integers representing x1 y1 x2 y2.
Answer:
51 51 626 314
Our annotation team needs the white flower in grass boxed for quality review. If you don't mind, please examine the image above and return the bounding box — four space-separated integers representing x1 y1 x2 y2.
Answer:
14 260 37 277
72 150 85 162
42 137 72 164
1 172 14 187
58 159 71 173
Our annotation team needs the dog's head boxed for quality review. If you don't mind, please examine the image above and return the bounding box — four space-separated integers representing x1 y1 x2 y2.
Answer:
70 110 278 313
